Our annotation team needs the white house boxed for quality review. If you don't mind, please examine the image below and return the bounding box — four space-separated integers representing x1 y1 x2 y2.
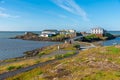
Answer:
59 29 76 35
91 27 106 37
39 29 59 37
68 29 76 33
40 33 53 37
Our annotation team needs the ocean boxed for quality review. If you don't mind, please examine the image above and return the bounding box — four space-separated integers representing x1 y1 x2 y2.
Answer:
102 31 120 46
0 31 60 60
108 31 120 35
0 31 120 60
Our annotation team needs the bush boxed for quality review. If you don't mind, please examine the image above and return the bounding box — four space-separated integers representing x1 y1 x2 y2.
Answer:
74 44 80 49
55 52 76 59
38 71 43 75
83 34 100 42
64 52 76 57
55 54 63 59
7 66 16 71
16 65 22 69
38 52 45 57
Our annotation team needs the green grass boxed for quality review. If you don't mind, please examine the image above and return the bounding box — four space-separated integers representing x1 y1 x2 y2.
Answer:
82 71 120 80
84 34 99 40
38 52 45 57
107 46 120 54
6 46 120 80
0 43 78 74
54 51 76 59
103 46 120 54
7 68 44 80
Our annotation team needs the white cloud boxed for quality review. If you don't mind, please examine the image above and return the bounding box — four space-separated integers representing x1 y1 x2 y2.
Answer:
0 7 19 18
0 12 19 18
52 0 89 21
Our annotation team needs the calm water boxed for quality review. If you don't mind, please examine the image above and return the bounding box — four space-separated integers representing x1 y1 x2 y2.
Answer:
0 31 120 60
0 32 60 60
0 31 40 39
102 37 120 46
102 31 120 46
108 31 120 35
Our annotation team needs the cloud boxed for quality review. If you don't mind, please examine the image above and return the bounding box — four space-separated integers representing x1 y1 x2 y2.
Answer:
52 0 89 21
0 12 19 18
0 7 19 18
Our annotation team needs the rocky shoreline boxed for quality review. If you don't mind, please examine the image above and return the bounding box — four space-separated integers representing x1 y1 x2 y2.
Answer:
0 45 52 63
11 32 116 43
11 32 71 42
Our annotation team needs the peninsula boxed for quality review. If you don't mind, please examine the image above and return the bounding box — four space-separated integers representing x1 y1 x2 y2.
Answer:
12 28 115 42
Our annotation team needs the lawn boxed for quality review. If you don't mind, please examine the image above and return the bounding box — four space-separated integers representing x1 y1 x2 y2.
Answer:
6 46 120 80
0 43 78 74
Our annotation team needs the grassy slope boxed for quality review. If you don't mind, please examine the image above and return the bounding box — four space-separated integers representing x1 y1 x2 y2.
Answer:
0 43 77 74
6 46 120 80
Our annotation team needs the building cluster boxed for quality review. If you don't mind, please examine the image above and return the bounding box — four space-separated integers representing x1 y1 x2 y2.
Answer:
39 27 107 38
39 29 76 37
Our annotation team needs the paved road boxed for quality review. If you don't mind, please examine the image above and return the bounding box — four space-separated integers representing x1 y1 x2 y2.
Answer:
0 50 79 80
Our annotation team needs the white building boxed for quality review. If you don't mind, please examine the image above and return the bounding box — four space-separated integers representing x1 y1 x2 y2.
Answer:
68 29 76 33
59 29 76 35
39 29 59 37
91 27 106 37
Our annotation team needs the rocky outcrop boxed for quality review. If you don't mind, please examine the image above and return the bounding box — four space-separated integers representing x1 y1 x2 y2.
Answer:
12 32 70 42
13 32 39 40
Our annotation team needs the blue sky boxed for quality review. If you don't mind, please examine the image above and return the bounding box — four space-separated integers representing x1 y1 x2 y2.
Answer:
0 0 120 31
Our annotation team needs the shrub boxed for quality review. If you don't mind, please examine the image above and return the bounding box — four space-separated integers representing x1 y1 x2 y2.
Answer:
83 34 100 42
55 54 63 59
38 52 45 57
55 52 76 59
35 60 40 64
16 65 22 69
63 52 75 57
7 66 16 71
38 71 43 75
74 44 80 49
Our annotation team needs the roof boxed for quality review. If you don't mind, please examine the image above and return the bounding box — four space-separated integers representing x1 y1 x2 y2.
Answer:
43 29 58 32
91 27 104 30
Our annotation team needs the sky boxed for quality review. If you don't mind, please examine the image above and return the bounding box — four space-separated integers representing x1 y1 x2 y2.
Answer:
0 0 120 31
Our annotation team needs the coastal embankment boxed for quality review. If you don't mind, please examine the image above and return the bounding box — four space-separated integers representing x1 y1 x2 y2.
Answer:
12 32 76 42
0 41 95 79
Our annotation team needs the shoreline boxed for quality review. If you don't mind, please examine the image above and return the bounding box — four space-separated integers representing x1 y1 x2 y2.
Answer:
0 44 60 63
0 41 92 64
0 36 118 63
